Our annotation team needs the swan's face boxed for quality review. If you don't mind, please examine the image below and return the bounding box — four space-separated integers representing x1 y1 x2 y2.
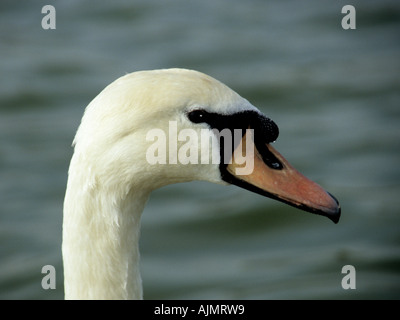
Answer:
73 69 340 222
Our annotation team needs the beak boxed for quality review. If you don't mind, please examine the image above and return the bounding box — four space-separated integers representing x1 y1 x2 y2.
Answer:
223 130 341 223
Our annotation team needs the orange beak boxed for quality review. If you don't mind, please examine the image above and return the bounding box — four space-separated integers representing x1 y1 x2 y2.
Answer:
223 130 341 223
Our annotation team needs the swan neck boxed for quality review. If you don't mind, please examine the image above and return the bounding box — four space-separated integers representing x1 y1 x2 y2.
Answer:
62 180 149 300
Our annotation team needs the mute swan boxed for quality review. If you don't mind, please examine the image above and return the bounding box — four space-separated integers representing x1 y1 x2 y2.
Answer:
62 68 340 299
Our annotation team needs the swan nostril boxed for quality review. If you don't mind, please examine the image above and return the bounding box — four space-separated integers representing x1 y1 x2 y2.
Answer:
256 143 283 170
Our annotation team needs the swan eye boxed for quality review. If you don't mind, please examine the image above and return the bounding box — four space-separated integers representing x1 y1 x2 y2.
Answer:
187 109 208 123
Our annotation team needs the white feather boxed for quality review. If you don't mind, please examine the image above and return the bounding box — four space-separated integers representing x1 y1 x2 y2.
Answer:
62 68 261 299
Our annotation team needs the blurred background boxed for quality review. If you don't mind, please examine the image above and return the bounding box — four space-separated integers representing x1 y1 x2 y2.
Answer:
0 0 399 299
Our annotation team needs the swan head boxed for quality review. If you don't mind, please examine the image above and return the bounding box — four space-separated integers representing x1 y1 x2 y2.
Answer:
72 68 340 223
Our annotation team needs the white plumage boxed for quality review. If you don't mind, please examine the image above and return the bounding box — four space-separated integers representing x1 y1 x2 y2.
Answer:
63 68 340 299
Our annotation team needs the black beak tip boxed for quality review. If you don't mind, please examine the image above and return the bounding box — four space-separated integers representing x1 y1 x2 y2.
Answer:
327 192 341 224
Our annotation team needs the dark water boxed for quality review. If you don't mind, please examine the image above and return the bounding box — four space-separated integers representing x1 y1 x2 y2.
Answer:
0 0 399 299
